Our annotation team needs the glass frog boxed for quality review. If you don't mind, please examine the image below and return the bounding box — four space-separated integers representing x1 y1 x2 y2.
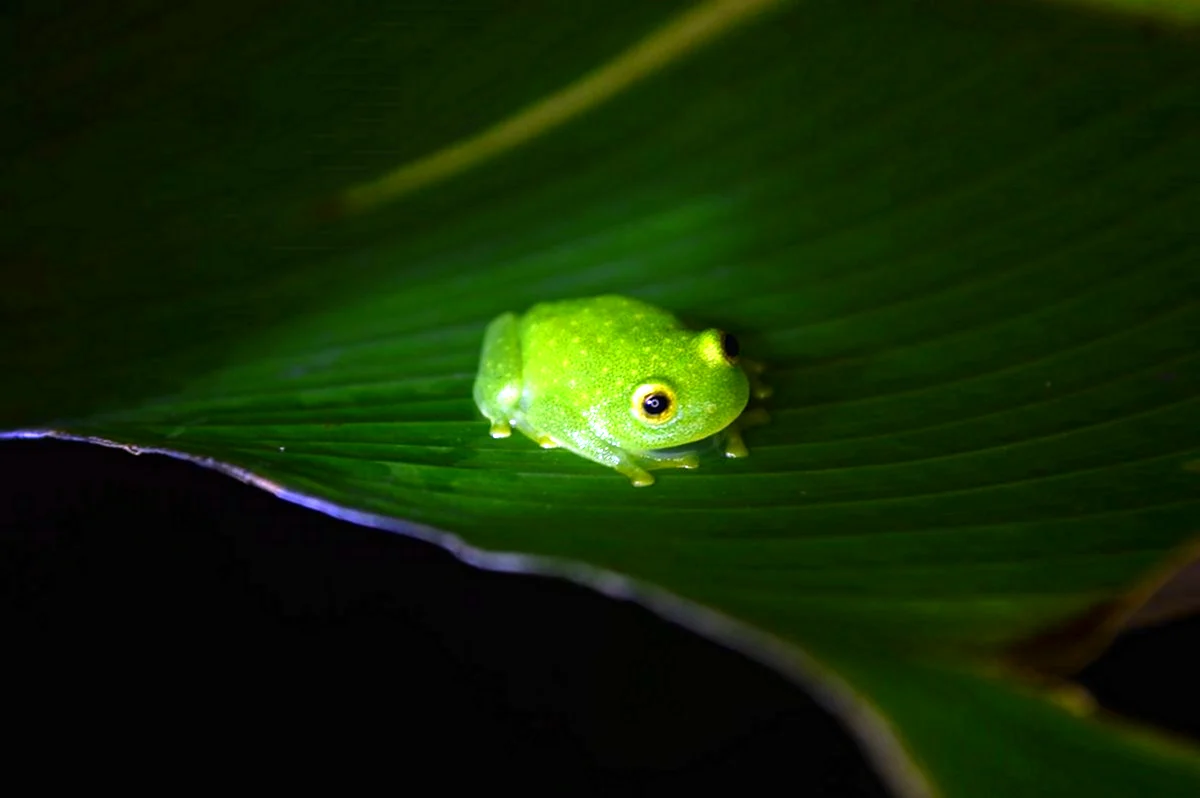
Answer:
473 295 770 487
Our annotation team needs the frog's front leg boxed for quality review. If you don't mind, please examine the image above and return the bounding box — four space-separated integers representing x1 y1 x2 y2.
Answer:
615 460 657 488
640 449 702 471
472 312 524 438
559 431 663 487
619 449 702 486
511 418 564 450
721 407 770 459
514 420 658 486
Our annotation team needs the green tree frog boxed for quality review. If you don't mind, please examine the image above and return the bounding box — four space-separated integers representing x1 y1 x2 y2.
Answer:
473 295 770 486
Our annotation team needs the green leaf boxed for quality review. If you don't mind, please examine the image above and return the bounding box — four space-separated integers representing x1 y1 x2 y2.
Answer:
4 0 1200 794
812 642 1200 797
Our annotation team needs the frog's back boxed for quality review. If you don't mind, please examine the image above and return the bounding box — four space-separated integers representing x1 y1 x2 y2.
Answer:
520 295 680 332
517 295 686 405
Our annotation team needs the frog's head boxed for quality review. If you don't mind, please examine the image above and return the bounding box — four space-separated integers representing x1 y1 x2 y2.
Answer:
611 328 751 451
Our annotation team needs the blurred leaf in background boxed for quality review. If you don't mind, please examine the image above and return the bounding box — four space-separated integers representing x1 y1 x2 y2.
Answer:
3 0 1199 794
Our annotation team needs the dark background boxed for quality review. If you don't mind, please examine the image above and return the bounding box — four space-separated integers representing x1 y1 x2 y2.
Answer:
1 438 1196 792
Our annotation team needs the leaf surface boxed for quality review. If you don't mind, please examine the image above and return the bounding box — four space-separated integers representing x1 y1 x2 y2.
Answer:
4 1 1199 794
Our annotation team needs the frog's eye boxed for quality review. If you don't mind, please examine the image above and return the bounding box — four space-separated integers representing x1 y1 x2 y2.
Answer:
720 331 740 364
632 383 678 425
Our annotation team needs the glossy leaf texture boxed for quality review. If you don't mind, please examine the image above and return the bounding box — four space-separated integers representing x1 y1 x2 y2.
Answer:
4 0 1199 794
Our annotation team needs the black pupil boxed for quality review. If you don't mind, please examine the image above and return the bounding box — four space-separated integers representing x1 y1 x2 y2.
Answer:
722 332 740 359
642 393 670 416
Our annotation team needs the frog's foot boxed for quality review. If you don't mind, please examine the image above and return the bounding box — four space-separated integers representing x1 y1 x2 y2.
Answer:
616 461 656 487
741 358 773 400
723 425 749 459
488 419 512 439
722 408 770 459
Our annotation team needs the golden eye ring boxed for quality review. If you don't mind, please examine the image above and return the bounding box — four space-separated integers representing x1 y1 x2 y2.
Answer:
631 382 677 425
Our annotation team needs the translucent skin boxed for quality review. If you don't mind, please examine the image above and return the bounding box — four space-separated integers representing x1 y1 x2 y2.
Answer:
473 295 763 486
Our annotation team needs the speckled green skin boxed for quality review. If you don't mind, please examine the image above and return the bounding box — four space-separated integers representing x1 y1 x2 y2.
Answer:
473 295 766 486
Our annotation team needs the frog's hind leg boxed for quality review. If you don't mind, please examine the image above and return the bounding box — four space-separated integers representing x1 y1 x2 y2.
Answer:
472 312 524 438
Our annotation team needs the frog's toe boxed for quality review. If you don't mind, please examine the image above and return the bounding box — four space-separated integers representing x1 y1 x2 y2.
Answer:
723 435 749 459
535 434 561 449
616 462 656 487
669 452 701 469
740 358 772 399
488 420 512 438
722 421 751 458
